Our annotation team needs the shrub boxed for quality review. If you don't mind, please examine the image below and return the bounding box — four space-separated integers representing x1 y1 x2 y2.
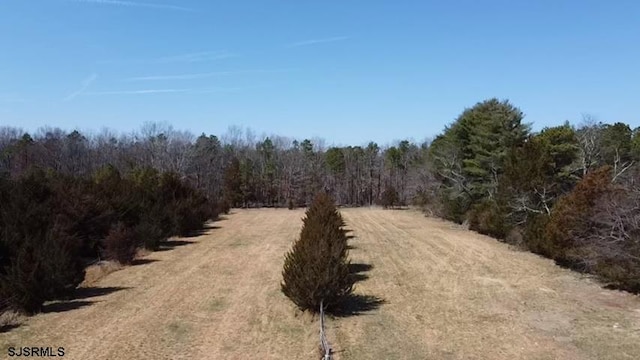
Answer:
0 228 85 314
155 171 212 236
468 200 508 239
439 191 470 224
144 203 174 240
0 171 85 314
544 166 613 264
281 192 353 313
576 184 640 292
523 214 552 256
219 198 231 214
0 302 6 325
595 258 640 293
504 227 524 247
103 223 138 265
171 200 202 236
179 195 214 235
134 218 164 251
380 184 399 209
207 199 222 220
92 166 140 230
0 164 218 314
50 176 109 260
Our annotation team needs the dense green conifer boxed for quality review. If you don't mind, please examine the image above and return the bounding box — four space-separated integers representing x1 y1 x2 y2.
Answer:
281 192 353 312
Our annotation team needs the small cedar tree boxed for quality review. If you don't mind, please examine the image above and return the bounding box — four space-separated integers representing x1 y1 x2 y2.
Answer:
544 166 613 264
103 222 138 265
380 184 399 209
281 192 353 312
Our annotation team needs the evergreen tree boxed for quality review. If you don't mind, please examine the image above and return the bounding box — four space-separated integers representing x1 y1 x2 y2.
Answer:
103 222 138 265
281 192 353 312
0 225 84 314
455 98 530 200
502 123 579 223
380 184 399 209
544 166 613 263
223 157 243 207
430 98 530 221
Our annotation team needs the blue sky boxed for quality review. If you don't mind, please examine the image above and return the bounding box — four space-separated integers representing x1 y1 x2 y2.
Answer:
1 0 639 145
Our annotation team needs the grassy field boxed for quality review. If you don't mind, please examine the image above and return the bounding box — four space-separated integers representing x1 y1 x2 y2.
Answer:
1 208 640 359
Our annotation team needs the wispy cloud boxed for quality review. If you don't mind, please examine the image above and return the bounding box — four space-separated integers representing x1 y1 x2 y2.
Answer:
68 0 194 12
99 51 237 65
125 72 230 81
85 88 190 95
285 36 350 48
192 85 269 93
83 86 264 96
124 68 299 81
64 73 98 101
154 51 237 63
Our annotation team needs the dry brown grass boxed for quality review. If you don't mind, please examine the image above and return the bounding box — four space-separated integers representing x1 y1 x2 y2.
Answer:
82 261 124 286
329 209 640 360
0 310 23 332
1 208 639 359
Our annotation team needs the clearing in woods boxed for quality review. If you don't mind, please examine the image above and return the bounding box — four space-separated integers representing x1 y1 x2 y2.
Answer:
2 208 640 359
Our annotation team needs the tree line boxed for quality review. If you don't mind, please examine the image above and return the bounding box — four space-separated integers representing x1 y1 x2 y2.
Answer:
0 123 429 209
427 99 640 292
2 97 640 317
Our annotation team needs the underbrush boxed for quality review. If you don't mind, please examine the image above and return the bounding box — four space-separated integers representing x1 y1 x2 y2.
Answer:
0 166 217 314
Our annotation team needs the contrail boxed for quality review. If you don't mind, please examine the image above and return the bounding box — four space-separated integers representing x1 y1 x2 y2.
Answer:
286 36 349 48
64 73 98 101
69 0 193 12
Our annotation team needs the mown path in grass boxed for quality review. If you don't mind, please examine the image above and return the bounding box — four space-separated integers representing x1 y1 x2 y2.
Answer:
2 208 640 360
